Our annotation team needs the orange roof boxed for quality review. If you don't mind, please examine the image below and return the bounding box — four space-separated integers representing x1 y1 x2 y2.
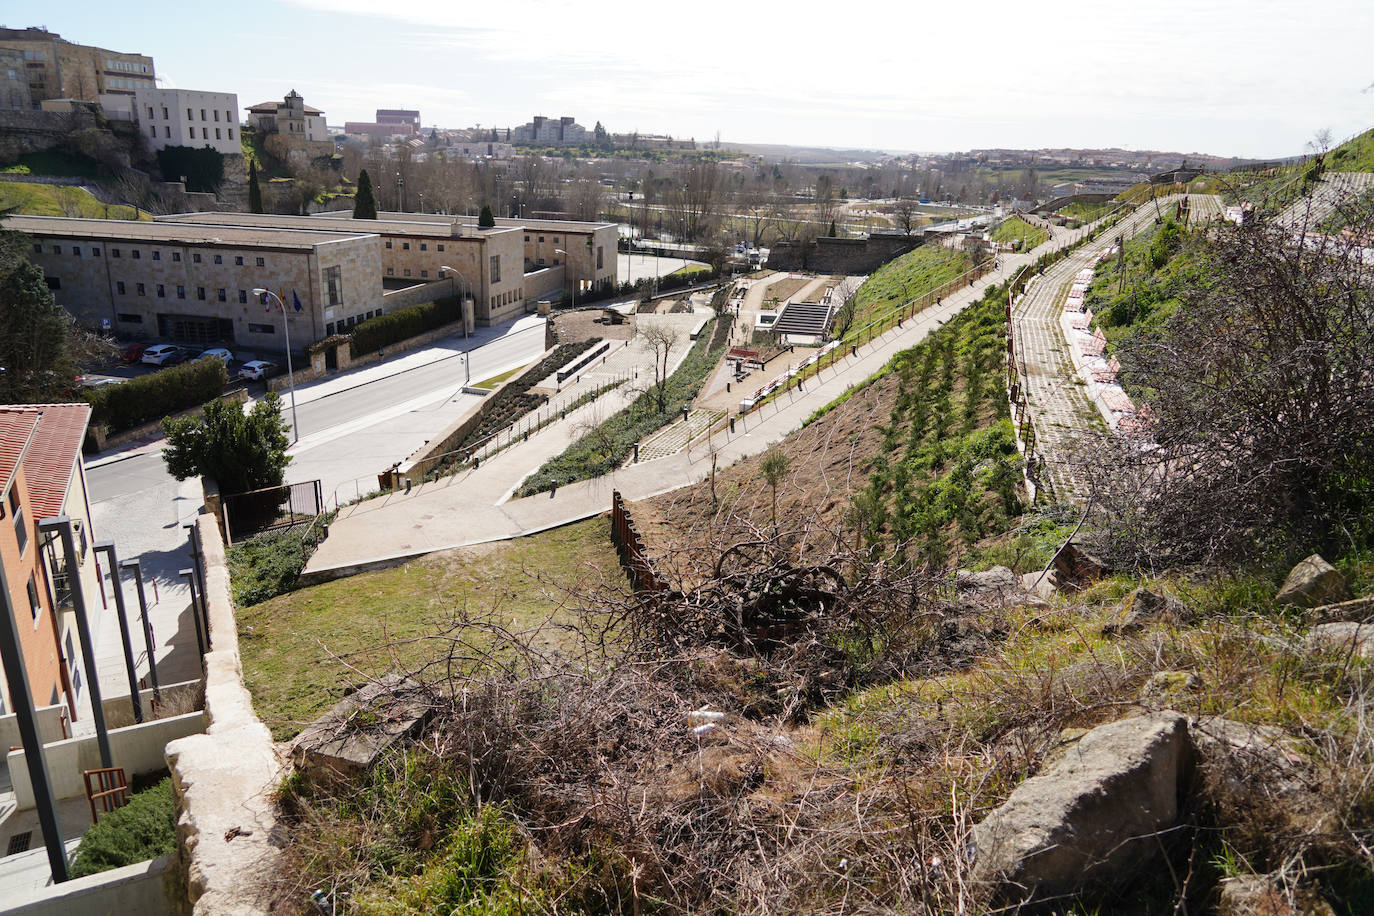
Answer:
17 404 91 522
0 408 42 495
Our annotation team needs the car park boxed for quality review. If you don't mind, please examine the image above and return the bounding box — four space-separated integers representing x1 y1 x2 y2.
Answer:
140 344 183 366
161 349 193 367
238 360 278 381
199 347 234 364
120 342 151 363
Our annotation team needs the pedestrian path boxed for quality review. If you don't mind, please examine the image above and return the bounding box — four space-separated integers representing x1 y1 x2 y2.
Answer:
631 409 725 463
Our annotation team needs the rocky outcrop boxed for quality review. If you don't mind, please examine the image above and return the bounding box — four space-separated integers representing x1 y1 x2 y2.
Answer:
1102 587 1193 636
970 712 1190 902
1275 555 1350 609
1304 622 1374 659
954 566 1049 609
1215 873 1336 916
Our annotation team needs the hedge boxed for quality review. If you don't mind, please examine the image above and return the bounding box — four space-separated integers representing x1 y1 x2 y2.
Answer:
69 777 177 878
350 296 461 358
86 357 228 433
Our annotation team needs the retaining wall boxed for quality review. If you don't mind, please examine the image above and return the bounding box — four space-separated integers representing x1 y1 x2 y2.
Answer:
6 854 175 916
0 704 68 752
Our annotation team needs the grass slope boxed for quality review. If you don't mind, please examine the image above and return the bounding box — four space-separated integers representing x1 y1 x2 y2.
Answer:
0 180 146 219
833 244 972 337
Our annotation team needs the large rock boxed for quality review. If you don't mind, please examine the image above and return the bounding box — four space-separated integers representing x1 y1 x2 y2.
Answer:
955 566 1048 609
1215 873 1336 916
970 712 1190 902
1190 716 1304 799
1304 622 1374 659
1102 587 1193 636
1275 555 1350 609
291 674 433 782
1305 595 1374 625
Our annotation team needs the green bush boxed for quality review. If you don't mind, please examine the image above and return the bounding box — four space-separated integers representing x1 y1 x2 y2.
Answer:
226 527 310 606
154 146 225 192
350 297 461 358
86 357 227 433
69 778 176 878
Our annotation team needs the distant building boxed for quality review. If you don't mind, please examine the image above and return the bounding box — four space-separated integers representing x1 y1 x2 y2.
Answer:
246 90 327 142
126 88 241 155
450 140 513 160
0 48 32 110
0 26 154 105
512 115 587 145
375 109 419 133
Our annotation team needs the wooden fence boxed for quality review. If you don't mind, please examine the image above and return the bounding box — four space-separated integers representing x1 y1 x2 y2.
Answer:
610 490 669 594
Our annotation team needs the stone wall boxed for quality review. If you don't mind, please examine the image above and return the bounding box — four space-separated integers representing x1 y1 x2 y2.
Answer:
767 232 922 273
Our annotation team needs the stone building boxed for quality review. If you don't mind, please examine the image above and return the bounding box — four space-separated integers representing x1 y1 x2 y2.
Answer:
110 87 243 155
511 115 587 145
158 211 528 329
245 90 327 142
0 26 154 106
0 48 32 110
12 215 383 348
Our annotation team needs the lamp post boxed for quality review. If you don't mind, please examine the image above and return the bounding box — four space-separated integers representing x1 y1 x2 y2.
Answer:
555 248 574 309
396 171 404 212
252 289 300 443
439 266 471 384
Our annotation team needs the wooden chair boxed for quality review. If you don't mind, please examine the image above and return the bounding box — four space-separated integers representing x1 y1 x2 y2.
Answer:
83 767 129 824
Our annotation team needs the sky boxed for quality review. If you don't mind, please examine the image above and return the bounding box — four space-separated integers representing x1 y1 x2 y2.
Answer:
15 0 1374 159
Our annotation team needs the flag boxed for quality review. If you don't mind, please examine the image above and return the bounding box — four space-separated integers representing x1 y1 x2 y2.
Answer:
263 290 270 312
292 290 303 312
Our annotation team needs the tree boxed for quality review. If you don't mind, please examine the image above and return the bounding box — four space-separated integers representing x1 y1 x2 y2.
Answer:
759 450 790 532
154 146 224 193
828 220 837 237
478 204 495 228
639 321 681 413
248 160 263 214
162 394 291 495
353 169 377 219
892 198 920 234
0 231 82 403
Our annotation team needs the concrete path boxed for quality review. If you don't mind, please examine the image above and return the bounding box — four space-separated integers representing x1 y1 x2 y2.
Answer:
1011 199 1179 501
306 221 1110 577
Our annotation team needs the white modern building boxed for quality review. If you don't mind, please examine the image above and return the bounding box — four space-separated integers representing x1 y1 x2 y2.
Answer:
130 87 241 155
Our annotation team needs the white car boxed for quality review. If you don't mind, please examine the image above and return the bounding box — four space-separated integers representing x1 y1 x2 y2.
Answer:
238 360 278 381
199 347 234 364
140 344 182 366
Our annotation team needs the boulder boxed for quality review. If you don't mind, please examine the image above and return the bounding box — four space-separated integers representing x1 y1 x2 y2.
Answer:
291 674 432 782
1190 716 1304 798
1139 669 1201 704
1021 570 1059 601
1215 873 1336 916
1304 594 1374 625
1275 555 1350 609
1304 622 1374 660
970 712 1190 902
954 566 1048 609
1102 587 1193 636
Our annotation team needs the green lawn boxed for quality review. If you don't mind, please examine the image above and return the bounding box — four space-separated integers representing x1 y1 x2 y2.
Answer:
0 181 147 219
989 216 1048 250
237 517 624 740
833 244 972 338
470 364 526 390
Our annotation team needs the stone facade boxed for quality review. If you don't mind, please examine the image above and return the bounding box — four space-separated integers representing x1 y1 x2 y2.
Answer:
768 232 922 274
0 27 154 105
12 215 383 348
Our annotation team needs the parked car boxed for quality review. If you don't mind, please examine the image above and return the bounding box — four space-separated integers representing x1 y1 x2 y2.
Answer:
161 349 193 367
120 342 151 363
140 344 183 366
238 360 278 381
198 347 234 364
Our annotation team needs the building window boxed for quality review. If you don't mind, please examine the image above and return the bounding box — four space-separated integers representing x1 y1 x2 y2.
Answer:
149 125 156 138
165 126 171 138
187 107 193 119
524 235 530 242
386 268 394 276
46 277 60 290
213 110 219 122
420 243 427 251
117 313 141 323
247 322 275 334
215 128 221 140
156 284 165 298
420 270 428 278
235 256 243 266
52 245 60 255
112 249 120 258
385 240 392 249
225 110 232 122
193 253 201 263
137 283 146 296
161 106 168 119
597 245 604 269
11 489 25 556
202 127 208 139
553 236 560 243
255 257 264 267
437 244 444 252
403 269 411 277
132 249 141 259
238 290 248 303
73 247 81 257
402 242 410 250
177 285 186 299
196 287 205 300
147 106 154 119
91 247 100 257
200 109 207 121
172 251 181 262
188 127 194 140
217 288 226 302
116 281 126 295
227 128 234 140
324 265 342 306
152 250 160 260
214 254 222 264
490 255 501 283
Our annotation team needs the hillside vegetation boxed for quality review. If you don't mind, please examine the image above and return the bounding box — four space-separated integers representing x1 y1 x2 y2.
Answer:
0 180 146 219
832 243 972 337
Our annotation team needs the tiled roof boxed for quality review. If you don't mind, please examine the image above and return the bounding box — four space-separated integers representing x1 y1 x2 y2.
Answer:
0 408 42 495
18 404 91 521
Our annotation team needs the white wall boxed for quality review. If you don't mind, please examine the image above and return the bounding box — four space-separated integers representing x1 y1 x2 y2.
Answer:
0 703 68 751
133 87 241 156
8 711 206 808
6 854 173 916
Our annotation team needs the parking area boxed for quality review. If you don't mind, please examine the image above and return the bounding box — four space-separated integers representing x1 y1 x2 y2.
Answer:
78 341 287 392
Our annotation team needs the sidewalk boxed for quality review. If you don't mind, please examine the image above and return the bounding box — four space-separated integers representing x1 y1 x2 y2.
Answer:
306 235 1076 578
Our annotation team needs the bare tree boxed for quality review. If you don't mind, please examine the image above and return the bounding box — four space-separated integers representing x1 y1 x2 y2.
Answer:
892 197 920 235
639 320 681 413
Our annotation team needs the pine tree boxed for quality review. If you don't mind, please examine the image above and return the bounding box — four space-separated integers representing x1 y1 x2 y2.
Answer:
478 204 495 228
354 169 378 219
828 220 836 237
247 160 263 214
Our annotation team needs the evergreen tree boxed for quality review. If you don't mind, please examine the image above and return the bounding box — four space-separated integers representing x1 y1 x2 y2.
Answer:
353 169 378 219
828 220 837 237
0 231 79 402
478 204 495 228
162 393 290 495
247 160 263 214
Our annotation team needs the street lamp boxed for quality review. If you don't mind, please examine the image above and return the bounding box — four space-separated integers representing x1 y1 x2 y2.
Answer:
439 266 471 384
555 248 574 309
396 171 405 212
252 289 300 443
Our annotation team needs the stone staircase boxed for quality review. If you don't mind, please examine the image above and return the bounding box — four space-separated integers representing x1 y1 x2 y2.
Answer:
772 300 834 338
630 409 725 463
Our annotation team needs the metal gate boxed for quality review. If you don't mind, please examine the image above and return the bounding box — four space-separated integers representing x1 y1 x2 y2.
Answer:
222 479 323 543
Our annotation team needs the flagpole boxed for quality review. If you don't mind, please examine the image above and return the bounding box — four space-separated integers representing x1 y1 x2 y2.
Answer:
253 288 299 443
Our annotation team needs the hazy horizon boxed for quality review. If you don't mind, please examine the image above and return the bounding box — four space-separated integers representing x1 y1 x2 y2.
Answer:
15 0 1373 161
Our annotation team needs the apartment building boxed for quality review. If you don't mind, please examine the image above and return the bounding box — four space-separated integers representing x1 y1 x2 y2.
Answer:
130 87 241 155
0 48 31 110
316 210 619 298
511 115 587 145
0 404 104 722
0 26 153 105
160 212 529 327
246 90 327 142
12 215 383 347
